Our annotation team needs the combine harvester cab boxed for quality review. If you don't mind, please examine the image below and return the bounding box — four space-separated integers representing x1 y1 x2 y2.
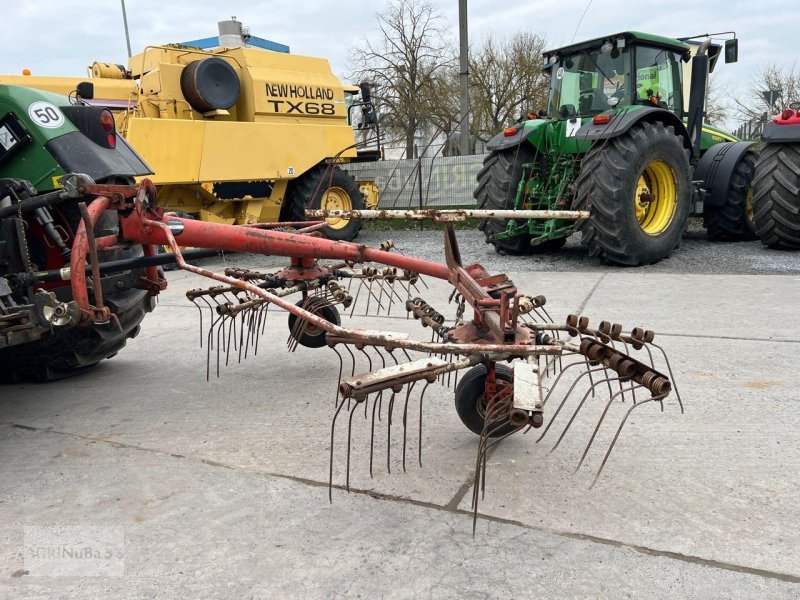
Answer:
0 18 381 241
475 31 756 265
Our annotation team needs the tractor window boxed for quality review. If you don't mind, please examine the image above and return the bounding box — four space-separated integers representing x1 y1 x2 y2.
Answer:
548 46 630 119
634 47 683 114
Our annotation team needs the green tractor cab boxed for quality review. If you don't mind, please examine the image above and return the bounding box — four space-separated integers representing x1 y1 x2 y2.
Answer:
475 31 755 265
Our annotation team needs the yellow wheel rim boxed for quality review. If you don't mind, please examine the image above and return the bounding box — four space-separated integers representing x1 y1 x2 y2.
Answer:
321 187 353 230
745 187 754 222
634 160 678 236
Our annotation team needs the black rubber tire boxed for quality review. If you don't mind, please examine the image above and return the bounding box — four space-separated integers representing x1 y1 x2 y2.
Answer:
704 150 758 241
474 145 539 254
0 205 155 383
751 142 800 249
454 363 515 437
282 165 365 241
286 301 341 349
574 121 692 266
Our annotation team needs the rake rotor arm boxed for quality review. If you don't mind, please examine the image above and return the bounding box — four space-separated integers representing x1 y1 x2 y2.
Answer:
134 214 563 358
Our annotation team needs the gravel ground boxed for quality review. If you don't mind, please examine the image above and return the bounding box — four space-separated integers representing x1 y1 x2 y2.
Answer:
357 221 800 275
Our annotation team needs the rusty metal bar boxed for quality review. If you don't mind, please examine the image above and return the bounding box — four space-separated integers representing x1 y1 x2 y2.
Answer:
304 209 592 222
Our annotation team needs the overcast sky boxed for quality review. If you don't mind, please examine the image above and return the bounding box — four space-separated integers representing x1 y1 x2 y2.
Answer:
1 0 794 128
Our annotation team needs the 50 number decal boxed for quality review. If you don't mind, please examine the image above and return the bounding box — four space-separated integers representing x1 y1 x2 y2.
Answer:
28 101 65 129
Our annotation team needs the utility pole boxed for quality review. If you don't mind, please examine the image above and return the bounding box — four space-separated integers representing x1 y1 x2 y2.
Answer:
120 0 133 58
458 0 470 155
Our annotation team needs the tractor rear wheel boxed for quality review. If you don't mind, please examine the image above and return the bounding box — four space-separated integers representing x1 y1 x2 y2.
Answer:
704 150 758 241
0 205 155 382
283 165 365 241
751 143 800 249
574 121 692 266
475 145 537 254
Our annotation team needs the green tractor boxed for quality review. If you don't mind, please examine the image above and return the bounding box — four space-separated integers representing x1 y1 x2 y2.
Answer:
476 31 754 265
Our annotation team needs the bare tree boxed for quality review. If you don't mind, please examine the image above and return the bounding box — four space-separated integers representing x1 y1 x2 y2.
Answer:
349 0 455 157
469 32 549 144
705 74 731 126
735 61 800 122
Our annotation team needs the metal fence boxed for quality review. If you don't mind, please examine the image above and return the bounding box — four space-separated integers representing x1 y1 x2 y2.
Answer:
732 120 766 141
345 151 488 208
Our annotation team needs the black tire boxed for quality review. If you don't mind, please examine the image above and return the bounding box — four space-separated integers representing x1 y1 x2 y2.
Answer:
704 151 758 241
0 205 155 383
454 363 515 437
574 121 692 266
751 143 800 249
283 165 364 241
474 145 538 254
286 301 341 349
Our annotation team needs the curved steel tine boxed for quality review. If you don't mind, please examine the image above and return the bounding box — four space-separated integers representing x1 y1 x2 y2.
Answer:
471 416 516 536
650 342 683 413
607 339 628 403
540 358 589 406
617 338 637 402
331 346 344 404
537 366 608 442
386 390 397 474
550 375 621 453
206 314 222 381
344 344 357 377
345 397 361 493
216 316 226 378
329 395 348 502
349 280 365 318
400 348 412 363
591 394 666 488
226 313 236 367
376 391 383 422
575 381 642 473
191 299 204 348
388 349 399 366
370 393 380 478
359 347 373 374
418 381 432 468
401 381 417 473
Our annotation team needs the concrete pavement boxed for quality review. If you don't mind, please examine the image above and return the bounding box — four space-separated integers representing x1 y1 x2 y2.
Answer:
1 247 799 598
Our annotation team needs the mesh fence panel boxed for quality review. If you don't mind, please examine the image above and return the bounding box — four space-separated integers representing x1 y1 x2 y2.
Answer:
344 150 489 208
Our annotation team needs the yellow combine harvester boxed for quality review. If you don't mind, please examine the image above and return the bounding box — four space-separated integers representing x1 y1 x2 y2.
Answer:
1 18 381 240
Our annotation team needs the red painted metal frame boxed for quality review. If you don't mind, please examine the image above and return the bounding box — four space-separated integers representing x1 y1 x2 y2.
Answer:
67 181 563 359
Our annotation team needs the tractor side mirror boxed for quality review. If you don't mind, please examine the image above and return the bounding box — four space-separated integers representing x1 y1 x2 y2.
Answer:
359 82 372 103
76 81 94 100
724 39 738 64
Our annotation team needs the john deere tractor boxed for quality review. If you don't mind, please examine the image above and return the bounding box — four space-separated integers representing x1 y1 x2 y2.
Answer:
476 31 754 265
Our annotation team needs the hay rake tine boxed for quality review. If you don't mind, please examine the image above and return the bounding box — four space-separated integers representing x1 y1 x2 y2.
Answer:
550 375 624 454
537 366 609 442
401 381 417 473
386 390 397 474
591 394 667 488
418 381 432 468
329 394 348 501
345 396 361 493
331 346 344 404
370 392 381 477
650 342 683 413
575 382 643 473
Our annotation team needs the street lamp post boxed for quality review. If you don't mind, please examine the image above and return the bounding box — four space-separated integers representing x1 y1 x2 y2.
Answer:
458 0 470 156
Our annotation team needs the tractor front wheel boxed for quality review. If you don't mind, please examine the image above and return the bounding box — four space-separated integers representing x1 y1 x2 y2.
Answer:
575 121 692 266
751 143 800 249
704 150 758 241
474 145 537 254
283 165 365 241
